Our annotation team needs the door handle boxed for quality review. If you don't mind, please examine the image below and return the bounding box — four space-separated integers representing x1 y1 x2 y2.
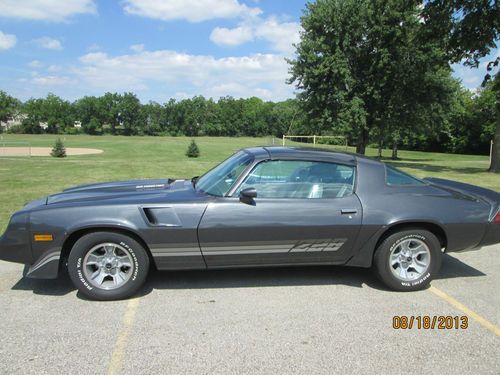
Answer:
341 209 358 215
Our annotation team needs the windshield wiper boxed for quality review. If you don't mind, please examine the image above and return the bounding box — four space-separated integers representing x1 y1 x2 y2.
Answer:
191 176 199 188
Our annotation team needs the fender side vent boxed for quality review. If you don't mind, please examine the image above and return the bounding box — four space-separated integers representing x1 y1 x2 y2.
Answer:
142 207 182 227
143 208 157 224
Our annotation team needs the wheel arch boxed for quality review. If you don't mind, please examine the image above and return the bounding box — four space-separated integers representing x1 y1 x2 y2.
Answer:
374 221 448 253
60 226 154 270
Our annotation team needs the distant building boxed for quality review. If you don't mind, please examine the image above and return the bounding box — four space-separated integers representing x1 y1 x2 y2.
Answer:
74 121 82 128
0 113 27 130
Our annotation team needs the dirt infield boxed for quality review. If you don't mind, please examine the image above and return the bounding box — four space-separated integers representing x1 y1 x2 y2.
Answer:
0 147 103 156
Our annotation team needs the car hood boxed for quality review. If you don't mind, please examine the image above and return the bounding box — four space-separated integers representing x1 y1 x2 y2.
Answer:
44 178 200 205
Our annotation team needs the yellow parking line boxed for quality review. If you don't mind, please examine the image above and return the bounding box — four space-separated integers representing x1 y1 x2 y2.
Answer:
107 297 140 375
429 286 500 336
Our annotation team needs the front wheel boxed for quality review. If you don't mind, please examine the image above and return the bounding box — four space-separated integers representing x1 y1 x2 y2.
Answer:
68 232 149 300
373 229 442 291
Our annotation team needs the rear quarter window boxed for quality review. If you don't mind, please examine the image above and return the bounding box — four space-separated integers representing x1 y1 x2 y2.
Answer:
385 165 425 186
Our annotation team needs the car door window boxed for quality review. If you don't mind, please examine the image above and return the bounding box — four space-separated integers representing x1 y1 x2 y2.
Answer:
236 160 355 199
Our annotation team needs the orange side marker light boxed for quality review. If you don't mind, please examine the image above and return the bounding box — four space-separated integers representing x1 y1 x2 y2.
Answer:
34 234 53 242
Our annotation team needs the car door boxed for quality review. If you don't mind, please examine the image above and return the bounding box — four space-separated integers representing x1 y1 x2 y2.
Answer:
198 159 362 267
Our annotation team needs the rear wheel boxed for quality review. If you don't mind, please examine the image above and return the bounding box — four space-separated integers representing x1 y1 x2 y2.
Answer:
68 232 149 300
373 229 442 291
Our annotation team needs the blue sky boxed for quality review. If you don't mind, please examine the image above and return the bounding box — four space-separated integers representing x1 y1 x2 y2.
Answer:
0 0 496 103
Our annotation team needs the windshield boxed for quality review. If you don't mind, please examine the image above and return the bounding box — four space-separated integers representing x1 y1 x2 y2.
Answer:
196 151 254 196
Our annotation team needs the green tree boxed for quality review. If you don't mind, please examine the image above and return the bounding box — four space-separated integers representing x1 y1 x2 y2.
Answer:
21 98 44 133
163 99 182 135
99 93 121 134
74 96 102 134
268 99 303 137
288 0 452 155
186 139 200 158
239 97 268 136
42 94 74 133
422 0 498 72
119 92 142 135
51 138 66 158
216 96 243 136
487 76 500 172
141 101 164 135
0 91 20 133
420 1 499 171
83 118 101 135
468 80 497 153
21 94 74 134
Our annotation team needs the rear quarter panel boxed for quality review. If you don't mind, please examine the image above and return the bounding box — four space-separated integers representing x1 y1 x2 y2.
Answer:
349 159 491 266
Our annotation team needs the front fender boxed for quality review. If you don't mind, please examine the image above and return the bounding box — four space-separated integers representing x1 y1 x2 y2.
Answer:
26 205 145 279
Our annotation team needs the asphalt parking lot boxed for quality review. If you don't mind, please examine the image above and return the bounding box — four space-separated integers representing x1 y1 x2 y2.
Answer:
0 245 498 374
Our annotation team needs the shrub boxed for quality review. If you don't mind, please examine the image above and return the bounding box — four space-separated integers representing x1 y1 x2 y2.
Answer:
6 124 23 134
51 138 66 158
186 139 200 158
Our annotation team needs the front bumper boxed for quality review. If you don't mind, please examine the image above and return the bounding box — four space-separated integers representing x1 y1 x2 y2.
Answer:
0 212 32 264
1 211 61 279
0 233 32 263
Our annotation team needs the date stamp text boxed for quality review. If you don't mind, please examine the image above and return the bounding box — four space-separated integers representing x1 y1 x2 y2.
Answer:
393 315 468 330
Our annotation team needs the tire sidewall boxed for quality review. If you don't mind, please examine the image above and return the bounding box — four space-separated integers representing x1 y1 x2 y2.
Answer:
68 232 149 300
375 230 442 291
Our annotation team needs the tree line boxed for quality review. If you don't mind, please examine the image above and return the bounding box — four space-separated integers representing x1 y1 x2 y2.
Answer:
0 82 496 156
0 91 298 139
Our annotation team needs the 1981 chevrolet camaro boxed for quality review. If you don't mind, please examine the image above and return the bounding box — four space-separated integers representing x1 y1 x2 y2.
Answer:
1 147 499 300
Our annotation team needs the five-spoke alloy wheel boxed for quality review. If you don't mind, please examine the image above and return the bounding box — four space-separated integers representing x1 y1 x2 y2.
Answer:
68 232 149 300
83 243 135 290
374 229 442 291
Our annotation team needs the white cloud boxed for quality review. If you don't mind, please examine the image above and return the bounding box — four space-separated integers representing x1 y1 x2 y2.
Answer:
75 49 293 100
0 30 16 50
123 0 261 22
30 75 73 86
47 64 62 72
33 37 63 50
210 25 254 46
28 60 42 67
254 17 300 54
210 16 300 54
0 0 96 21
122 0 298 53
130 43 145 52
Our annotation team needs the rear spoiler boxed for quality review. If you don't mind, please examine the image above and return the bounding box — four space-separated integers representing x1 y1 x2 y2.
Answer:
424 177 500 220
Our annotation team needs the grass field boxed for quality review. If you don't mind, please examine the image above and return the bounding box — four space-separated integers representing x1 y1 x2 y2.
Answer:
0 134 498 232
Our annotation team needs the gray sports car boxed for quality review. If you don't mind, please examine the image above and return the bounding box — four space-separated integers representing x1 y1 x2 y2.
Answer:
1 147 499 300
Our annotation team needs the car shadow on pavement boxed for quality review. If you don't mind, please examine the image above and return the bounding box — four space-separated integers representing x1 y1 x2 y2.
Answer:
138 253 486 296
11 271 76 296
141 265 380 295
9 253 485 299
435 253 486 279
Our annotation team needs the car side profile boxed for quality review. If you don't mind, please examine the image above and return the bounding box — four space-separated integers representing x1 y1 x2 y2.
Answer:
1 146 499 300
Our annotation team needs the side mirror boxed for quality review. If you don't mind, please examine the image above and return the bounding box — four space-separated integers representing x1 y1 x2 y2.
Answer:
240 187 257 199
